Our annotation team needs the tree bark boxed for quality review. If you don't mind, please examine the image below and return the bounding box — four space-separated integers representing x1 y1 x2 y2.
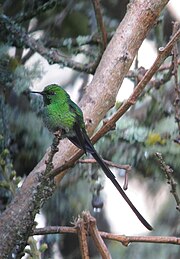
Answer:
0 0 169 257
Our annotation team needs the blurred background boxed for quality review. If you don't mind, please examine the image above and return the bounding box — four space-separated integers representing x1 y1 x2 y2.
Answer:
0 0 180 258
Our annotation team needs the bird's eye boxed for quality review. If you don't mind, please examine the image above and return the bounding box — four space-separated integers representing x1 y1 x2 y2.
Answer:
49 91 56 95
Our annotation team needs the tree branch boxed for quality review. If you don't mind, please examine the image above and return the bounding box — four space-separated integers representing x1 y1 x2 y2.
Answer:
33 210 180 248
78 158 131 170
0 14 97 74
155 152 180 211
14 0 57 23
0 135 60 257
76 217 89 259
91 0 107 51
172 22 180 139
83 212 111 259
33 226 180 245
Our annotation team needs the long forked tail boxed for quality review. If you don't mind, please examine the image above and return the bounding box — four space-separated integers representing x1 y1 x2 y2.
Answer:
90 149 153 231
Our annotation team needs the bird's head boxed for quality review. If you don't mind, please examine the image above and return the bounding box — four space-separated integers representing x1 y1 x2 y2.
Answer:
31 84 68 105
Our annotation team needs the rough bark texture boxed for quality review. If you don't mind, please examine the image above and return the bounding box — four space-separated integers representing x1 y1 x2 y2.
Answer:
0 0 169 257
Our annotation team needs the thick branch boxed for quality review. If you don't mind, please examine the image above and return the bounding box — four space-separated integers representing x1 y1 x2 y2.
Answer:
0 136 60 257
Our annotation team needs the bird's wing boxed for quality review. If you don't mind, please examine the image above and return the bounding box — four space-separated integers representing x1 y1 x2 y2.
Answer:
68 101 87 153
68 122 87 154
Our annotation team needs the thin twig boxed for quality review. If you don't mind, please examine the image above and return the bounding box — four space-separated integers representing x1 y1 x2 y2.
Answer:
100 233 180 246
44 135 61 174
33 226 180 245
78 158 131 171
76 217 89 259
14 0 57 23
172 22 179 81
79 158 131 191
33 216 180 247
83 212 111 259
91 0 107 51
155 152 180 212
33 226 77 235
123 170 129 190
127 58 180 78
172 22 180 139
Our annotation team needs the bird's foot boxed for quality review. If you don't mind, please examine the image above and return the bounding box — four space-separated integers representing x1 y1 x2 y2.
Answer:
54 129 62 139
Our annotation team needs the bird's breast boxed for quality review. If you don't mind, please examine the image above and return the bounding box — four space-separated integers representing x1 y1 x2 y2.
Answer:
42 105 75 135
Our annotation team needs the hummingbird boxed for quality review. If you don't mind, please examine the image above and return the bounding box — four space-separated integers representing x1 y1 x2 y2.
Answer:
32 84 153 231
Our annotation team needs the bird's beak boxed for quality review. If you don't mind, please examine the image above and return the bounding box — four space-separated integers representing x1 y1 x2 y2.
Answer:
31 91 43 95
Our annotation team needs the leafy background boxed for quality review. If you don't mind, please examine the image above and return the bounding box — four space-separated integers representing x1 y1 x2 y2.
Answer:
0 0 180 258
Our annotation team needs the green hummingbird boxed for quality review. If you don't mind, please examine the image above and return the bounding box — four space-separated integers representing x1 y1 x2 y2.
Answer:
32 84 153 231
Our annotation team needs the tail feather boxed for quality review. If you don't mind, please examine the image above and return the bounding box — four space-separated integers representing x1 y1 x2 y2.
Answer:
90 149 153 230
68 127 153 230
